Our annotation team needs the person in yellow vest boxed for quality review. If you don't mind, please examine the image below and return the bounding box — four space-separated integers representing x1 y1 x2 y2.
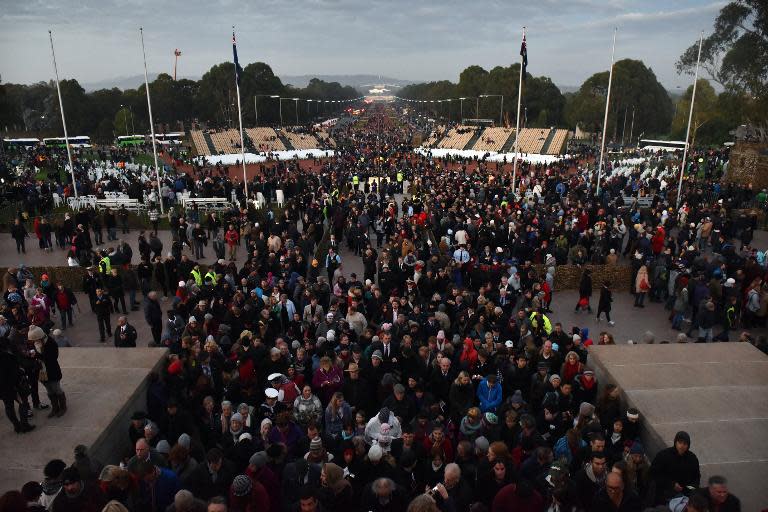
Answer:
98 250 111 275
352 174 360 191
190 265 203 286
396 171 404 193
529 310 553 336
204 269 217 285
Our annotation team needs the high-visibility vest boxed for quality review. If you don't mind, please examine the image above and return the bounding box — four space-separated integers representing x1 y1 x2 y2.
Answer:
396 172 403 182
99 256 111 274
352 175 359 185
205 270 217 285
190 268 202 286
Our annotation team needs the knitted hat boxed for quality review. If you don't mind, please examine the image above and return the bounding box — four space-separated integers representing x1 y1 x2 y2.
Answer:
579 402 595 417
368 444 383 462
309 437 323 452
485 412 498 425
231 474 252 497
475 436 490 453
249 451 268 469
372 350 383 360
155 440 171 455
549 374 561 383
44 459 67 479
177 433 192 449
231 412 243 423
510 390 524 405
629 442 644 455
28 325 46 341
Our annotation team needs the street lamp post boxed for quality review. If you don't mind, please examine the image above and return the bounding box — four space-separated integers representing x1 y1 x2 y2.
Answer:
120 104 128 135
293 98 299 125
279 97 291 126
255 94 280 126
459 97 466 122
479 94 504 126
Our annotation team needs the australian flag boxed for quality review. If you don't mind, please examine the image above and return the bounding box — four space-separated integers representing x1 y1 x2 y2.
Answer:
232 31 243 85
520 34 528 81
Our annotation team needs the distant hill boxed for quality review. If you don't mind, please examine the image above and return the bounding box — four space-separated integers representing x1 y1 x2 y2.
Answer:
279 74 415 89
82 73 200 92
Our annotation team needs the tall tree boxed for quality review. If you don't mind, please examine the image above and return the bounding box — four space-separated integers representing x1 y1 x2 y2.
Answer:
677 0 767 123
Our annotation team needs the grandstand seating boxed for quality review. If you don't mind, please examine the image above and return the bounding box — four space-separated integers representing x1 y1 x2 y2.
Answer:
514 128 550 154
284 131 319 150
437 126 478 150
423 126 447 147
471 127 516 152
208 129 243 154
191 130 212 156
316 131 336 147
244 128 286 151
543 129 569 155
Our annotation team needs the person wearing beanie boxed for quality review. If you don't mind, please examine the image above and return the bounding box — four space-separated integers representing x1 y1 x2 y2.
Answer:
29 324 67 418
649 431 701 504
625 441 652 500
40 459 67 509
170 489 206 512
247 450 281 512
228 473 270 511
49 466 107 512
319 462 354 507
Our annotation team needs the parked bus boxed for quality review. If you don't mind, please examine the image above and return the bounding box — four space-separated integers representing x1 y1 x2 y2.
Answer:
42 136 92 148
638 139 687 152
2 138 40 149
156 132 184 145
116 135 146 147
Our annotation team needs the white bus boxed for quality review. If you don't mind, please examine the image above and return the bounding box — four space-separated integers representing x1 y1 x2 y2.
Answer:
156 132 184 145
2 138 41 148
42 136 92 148
638 139 687 152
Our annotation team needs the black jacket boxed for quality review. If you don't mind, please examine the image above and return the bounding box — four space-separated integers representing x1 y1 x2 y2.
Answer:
649 447 701 504
41 339 63 382
114 324 138 347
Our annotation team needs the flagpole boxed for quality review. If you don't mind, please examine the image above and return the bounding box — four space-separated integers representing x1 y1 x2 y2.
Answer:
511 26 525 197
596 27 617 198
48 30 78 198
140 28 164 215
233 27 249 202
676 32 704 210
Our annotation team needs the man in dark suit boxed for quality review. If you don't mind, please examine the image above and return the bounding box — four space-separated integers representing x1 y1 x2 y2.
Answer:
114 316 138 347
429 356 455 405
369 331 400 372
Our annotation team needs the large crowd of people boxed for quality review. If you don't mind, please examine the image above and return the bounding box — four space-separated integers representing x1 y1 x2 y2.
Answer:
0 105 763 511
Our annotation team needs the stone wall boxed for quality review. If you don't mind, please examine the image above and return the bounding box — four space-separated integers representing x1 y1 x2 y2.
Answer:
3 263 635 292
725 142 768 189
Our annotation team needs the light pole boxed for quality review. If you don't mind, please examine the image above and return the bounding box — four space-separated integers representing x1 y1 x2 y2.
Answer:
119 104 129 135
255 94 280 126
479 94 504 126
279 97 291 126
293 98 299 125
459 97 466 122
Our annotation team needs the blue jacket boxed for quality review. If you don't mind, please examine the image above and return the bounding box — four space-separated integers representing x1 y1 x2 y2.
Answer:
140 467 179 512
477 378 502 413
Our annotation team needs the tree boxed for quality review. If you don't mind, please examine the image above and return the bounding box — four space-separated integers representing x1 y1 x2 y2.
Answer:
677 1 767 124
566 59 673 140
677 1 767 98
671 80 720 146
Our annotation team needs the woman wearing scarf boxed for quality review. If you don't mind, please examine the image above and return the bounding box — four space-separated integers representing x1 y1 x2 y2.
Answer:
318 462 354 508
311 356 343 406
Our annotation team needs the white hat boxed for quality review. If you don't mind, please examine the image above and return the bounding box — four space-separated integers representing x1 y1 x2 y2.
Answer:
326 330 336 341
267 373 283 382
178 281 186 287
265 388 279 399
188 316 197 323
504 340 515 348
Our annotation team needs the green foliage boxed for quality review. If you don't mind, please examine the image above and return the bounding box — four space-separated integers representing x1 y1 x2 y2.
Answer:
1 61 359 140
565 59 673 139
399 63 565 127
677 0 767 122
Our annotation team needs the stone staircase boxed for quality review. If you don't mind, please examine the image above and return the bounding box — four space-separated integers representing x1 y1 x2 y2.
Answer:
463 129 483 150
540 129 557 155
500 131 517 153
275 129 294 150
202 132 216 155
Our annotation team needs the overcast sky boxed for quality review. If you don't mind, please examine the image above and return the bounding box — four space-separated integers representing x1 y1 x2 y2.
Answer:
0 0 721 89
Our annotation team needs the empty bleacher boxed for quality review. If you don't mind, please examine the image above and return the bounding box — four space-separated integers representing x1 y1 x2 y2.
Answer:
471 127 516 152
191 130 212 156
542 129 569 155
208 129 243 154
437 126 479 150
284 131 319 150
244 127 286 151
514 128 550 154
422 126 447 148
316 130 336 148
